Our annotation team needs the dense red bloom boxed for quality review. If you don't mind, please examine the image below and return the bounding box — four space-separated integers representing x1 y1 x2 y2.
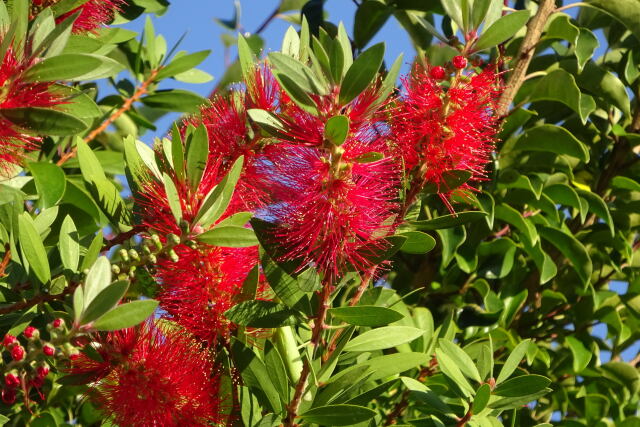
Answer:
392 61 502 204
452 55 468 69
42 344 55 357
0 48 63 169
69 324 224 427
2 335 16 347
4 374 19 388
56 0 125 34
156 244 264 344
23 326 37 339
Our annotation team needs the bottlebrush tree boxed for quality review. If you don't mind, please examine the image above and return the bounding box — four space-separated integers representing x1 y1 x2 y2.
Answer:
0 0 638 425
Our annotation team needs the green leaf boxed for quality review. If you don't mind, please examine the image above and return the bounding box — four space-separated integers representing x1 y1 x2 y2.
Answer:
299 405 376 426
566 336 592 373
411 211 487 230
523 70 593 124
81 281 129 324
344 326 424 352
0 107 87 135
223 300 298 328
83 256 111 307
23 53 123 81
18 213 50 284
438 339 482 383
612 176 640 192
422 170 472 194
494 204 538 245
354 1 392 48
231 338 283 414
185 124 208 190
324 115 349 146
264 341 289 403
142 89 205 113
197 226 258 247
435 347 474 397
248 108 287 136
329 305 404 326
440 0 464 30
281 26 300 58
584 0 640 42
80 230 103 271
339 43 385 105
59 215 79 271
399 231 436 254
92 300 159 331
513 124 589 162
353 151 383 163
162 173 182 223
156 50 210 80
269 52 326 95
496 339 531 384
472 0 492 29
237 34 255 81
474 10 530 51
28 162 66 209
473 383 491 413
575 28 599 72
539 227 592 287
493 374 551 397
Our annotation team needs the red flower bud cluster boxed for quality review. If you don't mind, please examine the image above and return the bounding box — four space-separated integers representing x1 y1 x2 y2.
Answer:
1 324 62 406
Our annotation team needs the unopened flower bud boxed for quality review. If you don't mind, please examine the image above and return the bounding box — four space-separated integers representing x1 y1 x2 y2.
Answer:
118 249 129 262
148 254 157 264
167 233 180 247
151 234 163 250
23 326 39 340
11 345 25 361
42 344 55 357
2 335 16 347
4 373 19 388
168 249 179 263
2 388 16 404
52 318 64 329
128 249 140 261
452 55 467 69
30 377 43 388
111 264 121 275
185 240 198 249
191 224 204 235
429 66 446 80
36 364 49 378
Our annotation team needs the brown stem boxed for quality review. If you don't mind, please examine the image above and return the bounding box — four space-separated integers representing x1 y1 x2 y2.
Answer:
0 282 78 315
456 408 473 427
101 225 148 252
0 245 10 277
496 0 556 118
384 360 437 425
56 69 159 166
284 283 333 427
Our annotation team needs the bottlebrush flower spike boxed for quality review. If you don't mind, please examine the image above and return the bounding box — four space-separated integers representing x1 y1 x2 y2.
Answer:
260 93 401 278
0 47 63 170
155 244 265 345
392 60 502 205
55 0 126 34
69 323 224 427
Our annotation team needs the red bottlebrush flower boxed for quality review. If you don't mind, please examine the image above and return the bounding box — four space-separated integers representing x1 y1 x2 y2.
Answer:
0 48 63 169
57 0 125 34
4 373 19 388
2 334 16 347
262 134 400 278
70 324 224 427
11 345 25 361
245 64 280 111
156 244 263 344
42 344 55 357
392 62 502 206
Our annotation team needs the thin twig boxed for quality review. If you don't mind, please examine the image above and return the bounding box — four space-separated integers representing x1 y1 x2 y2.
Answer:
0 283 78 315
284 283 333 427
56 69 159 166
0 245 10 277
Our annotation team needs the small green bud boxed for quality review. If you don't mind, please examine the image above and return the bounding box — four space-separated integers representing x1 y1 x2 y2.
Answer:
168 249 179 263
111 264 121 275
128 249 140 262
118 249 129 262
